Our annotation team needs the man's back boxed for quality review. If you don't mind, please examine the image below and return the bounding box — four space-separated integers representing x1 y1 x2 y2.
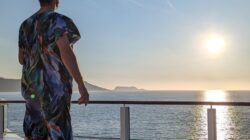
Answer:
19 10 80 98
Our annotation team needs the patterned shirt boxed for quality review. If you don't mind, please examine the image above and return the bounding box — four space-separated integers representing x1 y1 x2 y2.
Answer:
18 10 81 100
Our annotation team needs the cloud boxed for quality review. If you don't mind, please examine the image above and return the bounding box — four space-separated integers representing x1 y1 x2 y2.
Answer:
127 0 177 15
127 0 145 8
165 0 176 11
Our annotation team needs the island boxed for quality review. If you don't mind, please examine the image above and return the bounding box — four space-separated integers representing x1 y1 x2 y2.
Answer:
114 86 144 91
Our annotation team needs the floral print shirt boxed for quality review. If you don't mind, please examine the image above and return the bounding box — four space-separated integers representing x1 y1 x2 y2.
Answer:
18 10 81 100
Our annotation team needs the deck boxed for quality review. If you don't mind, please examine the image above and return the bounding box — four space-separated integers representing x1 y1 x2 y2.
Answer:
2 129 22 140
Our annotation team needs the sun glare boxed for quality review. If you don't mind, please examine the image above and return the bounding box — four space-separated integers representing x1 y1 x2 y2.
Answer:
204 90 227 102
204 35 225 54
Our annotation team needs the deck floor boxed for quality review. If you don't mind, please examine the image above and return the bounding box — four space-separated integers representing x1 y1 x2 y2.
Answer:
2 129 23 140
3 133 23 140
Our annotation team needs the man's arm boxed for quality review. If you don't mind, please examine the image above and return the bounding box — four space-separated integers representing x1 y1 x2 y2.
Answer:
18 48 24 65
56 34 89 105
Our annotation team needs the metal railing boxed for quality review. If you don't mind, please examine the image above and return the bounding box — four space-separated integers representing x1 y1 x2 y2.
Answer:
2 100 250 106
1 100 250 140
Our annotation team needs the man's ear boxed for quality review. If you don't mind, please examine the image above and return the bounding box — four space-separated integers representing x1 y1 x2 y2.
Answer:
55 0 59 9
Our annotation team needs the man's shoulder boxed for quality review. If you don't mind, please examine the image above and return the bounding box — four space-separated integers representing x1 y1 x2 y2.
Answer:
19 12 74 30
19 14 36 29
53 12 73 22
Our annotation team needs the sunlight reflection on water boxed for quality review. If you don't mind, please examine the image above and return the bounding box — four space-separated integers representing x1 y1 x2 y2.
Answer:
203 90 235 140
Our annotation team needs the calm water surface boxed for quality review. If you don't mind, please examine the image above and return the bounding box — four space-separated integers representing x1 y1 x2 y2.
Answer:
1 90 250 140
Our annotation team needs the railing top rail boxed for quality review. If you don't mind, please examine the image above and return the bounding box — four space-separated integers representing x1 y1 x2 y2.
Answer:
1 100 250 106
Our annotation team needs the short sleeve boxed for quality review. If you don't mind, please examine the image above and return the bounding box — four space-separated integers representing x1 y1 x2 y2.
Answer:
18 25 24 49
54 15 81 45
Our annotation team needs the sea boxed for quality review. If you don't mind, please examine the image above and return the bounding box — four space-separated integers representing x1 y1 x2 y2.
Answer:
1 90 250 140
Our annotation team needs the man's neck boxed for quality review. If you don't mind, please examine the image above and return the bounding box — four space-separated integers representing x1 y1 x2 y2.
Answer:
37 6 55 14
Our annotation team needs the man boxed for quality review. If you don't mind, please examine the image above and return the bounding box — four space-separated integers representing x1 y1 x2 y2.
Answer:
18 0 89 139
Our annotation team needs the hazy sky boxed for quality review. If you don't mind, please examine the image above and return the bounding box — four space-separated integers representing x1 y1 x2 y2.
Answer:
0 0 250 90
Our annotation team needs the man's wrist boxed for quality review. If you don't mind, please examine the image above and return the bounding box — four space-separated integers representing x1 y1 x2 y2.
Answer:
76 77 84 85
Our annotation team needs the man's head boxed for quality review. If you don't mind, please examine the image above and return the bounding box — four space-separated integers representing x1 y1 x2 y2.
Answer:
39 0 59 9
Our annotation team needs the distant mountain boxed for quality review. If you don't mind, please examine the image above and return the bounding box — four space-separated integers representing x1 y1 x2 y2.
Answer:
73 81 109 91
114 86 143 91
0 78 21 92
0 77 109 92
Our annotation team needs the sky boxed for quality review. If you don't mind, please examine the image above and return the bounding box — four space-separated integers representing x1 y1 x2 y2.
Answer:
0 0 250 90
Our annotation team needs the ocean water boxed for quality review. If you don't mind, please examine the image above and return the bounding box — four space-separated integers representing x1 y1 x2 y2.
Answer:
1 90 250 140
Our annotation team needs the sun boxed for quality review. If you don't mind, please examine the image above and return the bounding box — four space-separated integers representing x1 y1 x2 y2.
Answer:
204 35 225 54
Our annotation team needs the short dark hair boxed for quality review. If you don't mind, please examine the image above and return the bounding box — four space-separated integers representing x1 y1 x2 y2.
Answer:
39 0 52 5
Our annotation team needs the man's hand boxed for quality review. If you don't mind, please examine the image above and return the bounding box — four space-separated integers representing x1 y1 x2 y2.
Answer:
78 83 89 106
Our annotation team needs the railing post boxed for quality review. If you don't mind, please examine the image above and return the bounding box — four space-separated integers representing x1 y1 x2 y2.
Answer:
0 103 7 138
120 106 130 140
207 106 217 140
